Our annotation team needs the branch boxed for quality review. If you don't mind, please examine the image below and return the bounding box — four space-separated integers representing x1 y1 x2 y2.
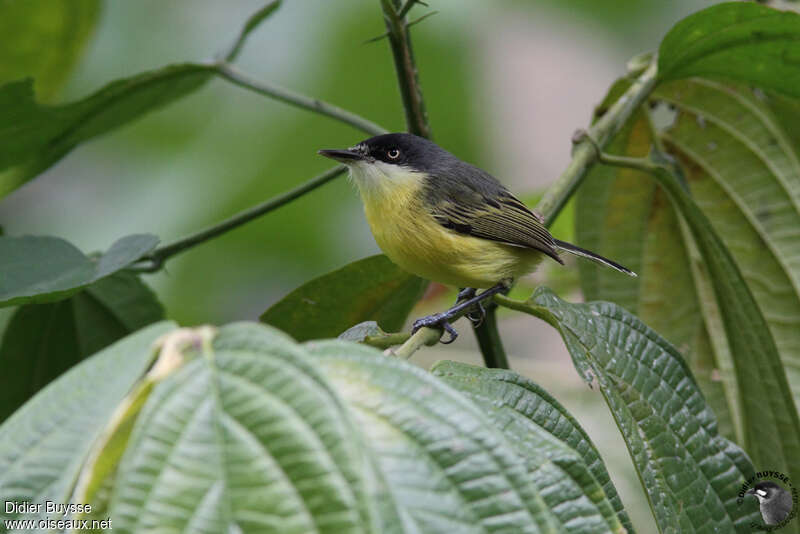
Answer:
380 0 432 138
363 331 410 349
380 0 507 366
216 62 388 136
493 294 558 326
389 328 439 359
131 60 392 272
136 165 346 272
471 302 510 368
223 0 282 62
535 61 659 225
397 0 427 19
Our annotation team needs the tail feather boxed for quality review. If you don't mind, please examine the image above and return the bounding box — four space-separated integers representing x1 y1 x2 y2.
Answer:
553 239 637 277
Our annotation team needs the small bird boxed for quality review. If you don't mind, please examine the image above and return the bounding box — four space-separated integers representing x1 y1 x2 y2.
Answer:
319 133 635 342
747 481 793 526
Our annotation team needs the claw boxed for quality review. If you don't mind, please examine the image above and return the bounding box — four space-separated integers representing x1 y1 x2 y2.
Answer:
411 313 460 344
466 300 486 327
456 287 476 303
439 322 458 344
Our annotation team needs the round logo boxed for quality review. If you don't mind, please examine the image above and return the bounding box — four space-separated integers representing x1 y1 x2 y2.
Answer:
738 471 797 531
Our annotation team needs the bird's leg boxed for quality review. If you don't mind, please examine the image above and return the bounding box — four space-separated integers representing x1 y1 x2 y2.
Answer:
411 282 509 344
456 287 476 303
456 287 484 326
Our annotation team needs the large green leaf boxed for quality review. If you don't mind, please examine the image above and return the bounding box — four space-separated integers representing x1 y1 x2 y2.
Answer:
0 321 173 527
261 254 427 341
108 323 374 533
0 233 158 307
658 2 800 98
0 65 214 195
530 288 760 533
0 1 285 197
305 340 561 533
0 271 164 422
0 0 101 100
657 79 800 414
642 157 800 529
575 77 800 507
576 85 739 440
431 361 633 534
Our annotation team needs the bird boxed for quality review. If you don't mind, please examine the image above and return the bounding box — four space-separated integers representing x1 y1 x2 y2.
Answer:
747 481 793 526
319 132 635 342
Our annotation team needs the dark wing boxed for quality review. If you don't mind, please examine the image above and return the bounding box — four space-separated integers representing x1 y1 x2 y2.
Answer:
426 175 563 264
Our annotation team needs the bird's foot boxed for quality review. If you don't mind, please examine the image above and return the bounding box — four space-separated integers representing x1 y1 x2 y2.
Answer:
411 312 459 344
456 287 477 303
411 283 510 345
457 287 484 326
466 300 486 327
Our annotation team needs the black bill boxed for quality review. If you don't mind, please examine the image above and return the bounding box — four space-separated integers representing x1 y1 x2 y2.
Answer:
317 149 364 162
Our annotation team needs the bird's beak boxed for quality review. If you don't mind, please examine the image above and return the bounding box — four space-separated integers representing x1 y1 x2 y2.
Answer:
317 148 364 163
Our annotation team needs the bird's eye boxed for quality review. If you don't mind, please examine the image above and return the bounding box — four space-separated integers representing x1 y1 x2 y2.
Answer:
387 148 401 160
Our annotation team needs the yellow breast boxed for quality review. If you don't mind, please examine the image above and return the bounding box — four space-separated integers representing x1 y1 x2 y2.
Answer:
354 166 541 288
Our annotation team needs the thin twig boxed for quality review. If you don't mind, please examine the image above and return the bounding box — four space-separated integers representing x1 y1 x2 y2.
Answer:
535 61 659 225
136 166 346 272
364 11 437 45
363 331 411 349
223 0 282 62
493 295 558 327
216 62 388 137
389 328 439 358
408 11 438 29
397 0 428 19
380 0 432 138
471 302 509 368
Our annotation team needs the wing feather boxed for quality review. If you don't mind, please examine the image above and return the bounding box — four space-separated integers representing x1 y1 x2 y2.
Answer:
429 185 563 264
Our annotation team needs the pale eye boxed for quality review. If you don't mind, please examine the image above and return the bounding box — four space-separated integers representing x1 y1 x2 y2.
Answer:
387 148 401 160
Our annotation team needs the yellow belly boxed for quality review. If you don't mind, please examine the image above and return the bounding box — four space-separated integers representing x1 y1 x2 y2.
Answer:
362 184 542 288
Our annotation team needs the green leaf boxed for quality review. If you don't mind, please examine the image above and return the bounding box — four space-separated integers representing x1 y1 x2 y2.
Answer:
575 82 740 440
576 76 800 514
658 2 800 98
431 360 633 534
0 0 101 100
531 287 761 533
0 321 174 526
0 65 215 196
578 77 800 451
338 320 387 342
0 271 164 421
656 80 800 415
643 158 800 528
305 340 562 533
109 323 374 533
0 233 158 307
0 0 289 197
261 254 427 341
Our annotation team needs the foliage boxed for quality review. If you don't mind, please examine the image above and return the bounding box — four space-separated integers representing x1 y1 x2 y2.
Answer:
0 1 798 533
261 254 426 341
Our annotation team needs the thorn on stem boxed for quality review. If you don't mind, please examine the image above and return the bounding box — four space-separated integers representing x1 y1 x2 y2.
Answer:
363 31 390 44
406 11 439 30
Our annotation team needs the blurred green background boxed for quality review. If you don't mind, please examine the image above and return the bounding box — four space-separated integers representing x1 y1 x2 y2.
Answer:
0 1 731 531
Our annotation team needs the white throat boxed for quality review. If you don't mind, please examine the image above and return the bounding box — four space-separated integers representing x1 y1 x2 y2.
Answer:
347 160 421 200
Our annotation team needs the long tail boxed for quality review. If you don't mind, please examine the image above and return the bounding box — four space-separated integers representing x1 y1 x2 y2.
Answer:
553 239 637 277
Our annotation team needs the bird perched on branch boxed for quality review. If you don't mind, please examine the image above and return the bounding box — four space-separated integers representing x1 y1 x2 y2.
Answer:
320 133 634 342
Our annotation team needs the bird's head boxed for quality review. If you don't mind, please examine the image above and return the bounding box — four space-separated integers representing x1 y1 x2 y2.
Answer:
318 133 448 196
747 481 785 503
